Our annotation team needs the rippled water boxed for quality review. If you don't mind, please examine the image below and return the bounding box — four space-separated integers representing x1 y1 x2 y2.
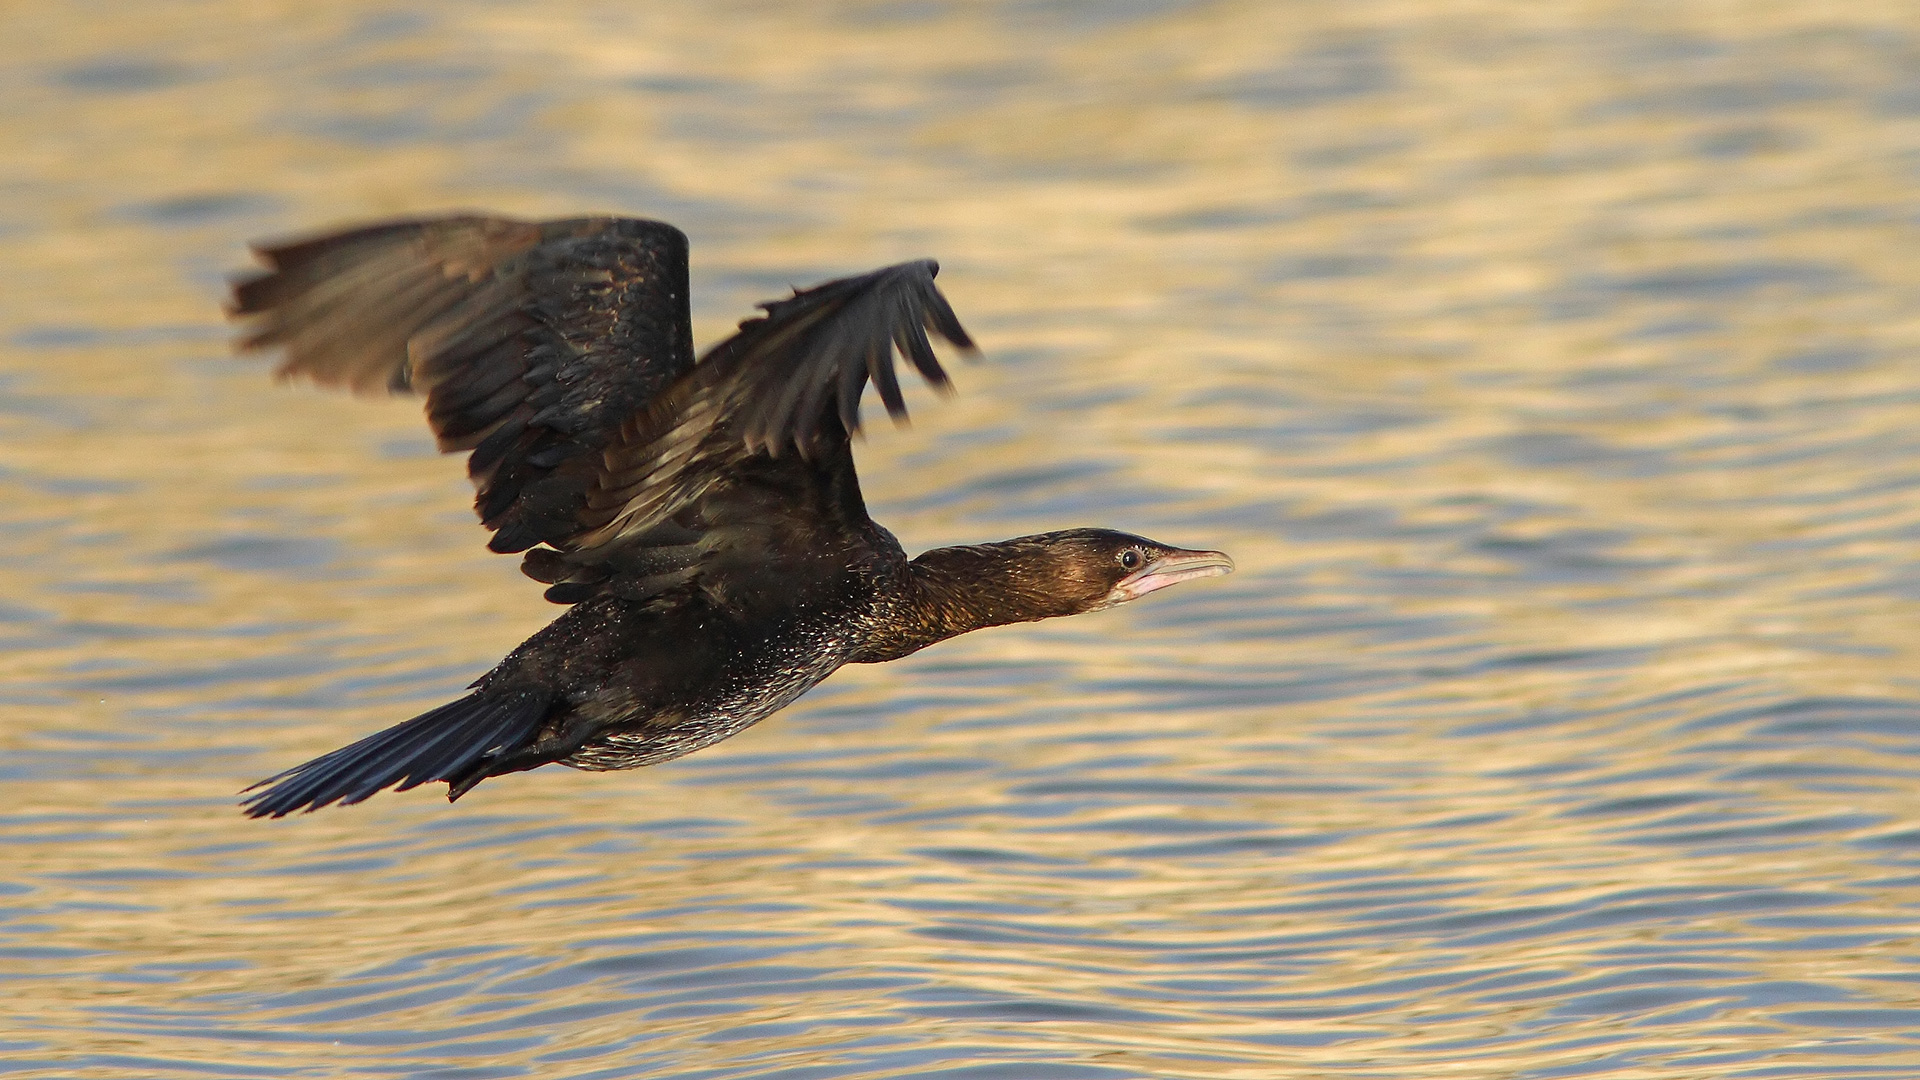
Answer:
7 2 1920 1076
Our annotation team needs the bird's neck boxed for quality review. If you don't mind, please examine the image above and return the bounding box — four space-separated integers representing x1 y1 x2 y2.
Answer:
859 542 1073 662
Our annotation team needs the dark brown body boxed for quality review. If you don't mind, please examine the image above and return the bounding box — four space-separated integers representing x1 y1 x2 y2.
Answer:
232 214 1231 816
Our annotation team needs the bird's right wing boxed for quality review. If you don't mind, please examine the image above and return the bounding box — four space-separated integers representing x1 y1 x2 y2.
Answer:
520 259 975 603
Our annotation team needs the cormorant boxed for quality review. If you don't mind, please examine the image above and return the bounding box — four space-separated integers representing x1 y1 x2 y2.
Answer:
229 214 1232 817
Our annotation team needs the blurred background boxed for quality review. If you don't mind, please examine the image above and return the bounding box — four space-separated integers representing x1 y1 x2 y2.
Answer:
6 1 1920 1076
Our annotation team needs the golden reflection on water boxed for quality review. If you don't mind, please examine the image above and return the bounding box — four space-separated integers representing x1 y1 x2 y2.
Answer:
6 0 1920 1076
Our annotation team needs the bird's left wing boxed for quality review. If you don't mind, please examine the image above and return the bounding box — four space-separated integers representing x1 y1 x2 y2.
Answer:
229 214 696 554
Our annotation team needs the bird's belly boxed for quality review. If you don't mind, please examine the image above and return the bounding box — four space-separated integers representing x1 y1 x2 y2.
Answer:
558 621 853 772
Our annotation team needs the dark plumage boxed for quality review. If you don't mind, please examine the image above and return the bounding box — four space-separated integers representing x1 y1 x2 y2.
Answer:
230 213 1232 817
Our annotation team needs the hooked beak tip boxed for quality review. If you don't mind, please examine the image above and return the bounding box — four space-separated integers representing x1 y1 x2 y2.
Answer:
1108 548 1234 604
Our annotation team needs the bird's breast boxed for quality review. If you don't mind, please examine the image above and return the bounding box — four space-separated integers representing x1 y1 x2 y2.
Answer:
558 595 875 772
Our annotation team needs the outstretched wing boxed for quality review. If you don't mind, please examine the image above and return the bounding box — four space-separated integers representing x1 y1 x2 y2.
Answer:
520 260 976 604
229 214 696 554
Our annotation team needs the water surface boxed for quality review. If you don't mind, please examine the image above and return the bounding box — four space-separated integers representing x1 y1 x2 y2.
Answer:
5 2 1920 1076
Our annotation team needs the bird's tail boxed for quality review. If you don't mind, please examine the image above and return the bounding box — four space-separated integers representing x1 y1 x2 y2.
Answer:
241 690 552 818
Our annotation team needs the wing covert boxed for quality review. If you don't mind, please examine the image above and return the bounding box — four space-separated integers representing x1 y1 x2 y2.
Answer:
580 259 974 551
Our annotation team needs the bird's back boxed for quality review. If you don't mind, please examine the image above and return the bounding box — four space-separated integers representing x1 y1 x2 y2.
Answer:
488 519 907 772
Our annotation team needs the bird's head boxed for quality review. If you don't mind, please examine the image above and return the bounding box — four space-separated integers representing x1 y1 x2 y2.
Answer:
1023 528 1235 614
913 528 1233 624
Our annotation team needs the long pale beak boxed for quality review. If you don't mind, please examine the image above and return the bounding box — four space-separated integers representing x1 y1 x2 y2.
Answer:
1108 548 1235 604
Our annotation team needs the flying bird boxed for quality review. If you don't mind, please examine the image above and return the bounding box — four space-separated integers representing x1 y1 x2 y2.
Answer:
230 214 1232 817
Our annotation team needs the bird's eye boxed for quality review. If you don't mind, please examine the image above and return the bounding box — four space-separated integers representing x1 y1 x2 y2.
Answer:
1119 548 1144 570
